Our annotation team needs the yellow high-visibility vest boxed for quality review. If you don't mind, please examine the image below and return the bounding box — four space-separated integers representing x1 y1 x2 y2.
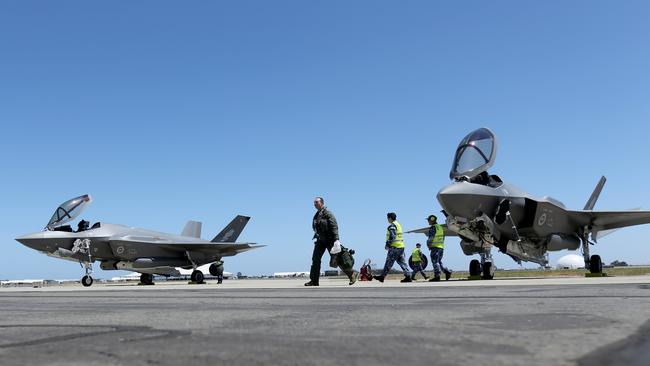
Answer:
427 224 445 249
411 248 422 262
386 220 404 248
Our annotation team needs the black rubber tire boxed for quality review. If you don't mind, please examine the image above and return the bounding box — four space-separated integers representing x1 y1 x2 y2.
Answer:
209 263 224 277
408 254 429 271
589 255 603 274
191 270 204 283
482 262 495 280
81 275 93 287
469 259 481 276
140 273 154 285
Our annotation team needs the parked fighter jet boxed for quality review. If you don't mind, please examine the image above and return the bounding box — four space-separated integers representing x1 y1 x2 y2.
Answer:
15 195 263 287
409 128 650 279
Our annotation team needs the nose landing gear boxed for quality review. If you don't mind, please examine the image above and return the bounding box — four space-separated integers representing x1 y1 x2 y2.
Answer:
74 239 94 287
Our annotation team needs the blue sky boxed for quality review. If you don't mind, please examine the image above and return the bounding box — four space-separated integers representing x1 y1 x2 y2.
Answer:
1 1 649 279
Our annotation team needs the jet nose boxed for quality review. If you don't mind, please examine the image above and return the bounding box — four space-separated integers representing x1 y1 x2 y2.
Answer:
15 232 44 248
437 182 475 217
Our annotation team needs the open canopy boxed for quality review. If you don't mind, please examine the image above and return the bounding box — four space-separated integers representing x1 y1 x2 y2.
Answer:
450 128 497 180
46 194 92 230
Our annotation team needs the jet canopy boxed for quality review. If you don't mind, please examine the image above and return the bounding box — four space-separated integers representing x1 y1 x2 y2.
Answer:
46 194 92 230
450 128 497 180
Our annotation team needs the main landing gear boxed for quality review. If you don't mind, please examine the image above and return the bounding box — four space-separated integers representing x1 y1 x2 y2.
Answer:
140 273 155 286
190 270 205 284
581 228 604 276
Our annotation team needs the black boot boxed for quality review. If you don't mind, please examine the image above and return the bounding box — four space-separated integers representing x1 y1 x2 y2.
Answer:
445 270 452 281
400 276 412 283
304 281 319 286
429 276 441 282
373 275 385 283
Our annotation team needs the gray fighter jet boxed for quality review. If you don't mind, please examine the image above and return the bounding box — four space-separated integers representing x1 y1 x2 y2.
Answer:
15 195 263 286
409 128 650 279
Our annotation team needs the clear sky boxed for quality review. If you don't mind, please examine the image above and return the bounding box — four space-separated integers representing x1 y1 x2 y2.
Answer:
1 1 649 280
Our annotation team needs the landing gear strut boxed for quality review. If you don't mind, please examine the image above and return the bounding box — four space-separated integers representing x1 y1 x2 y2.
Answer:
186 251 206 284
74 239 94 287
581 227 603 275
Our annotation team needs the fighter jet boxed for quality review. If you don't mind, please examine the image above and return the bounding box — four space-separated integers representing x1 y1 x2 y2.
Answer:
409 128 650 279
15 195 263 287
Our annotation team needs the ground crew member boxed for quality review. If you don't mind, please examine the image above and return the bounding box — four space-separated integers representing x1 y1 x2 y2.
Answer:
305 197 358 286
427 215 452 281
373 212 412 283
410 243 428 280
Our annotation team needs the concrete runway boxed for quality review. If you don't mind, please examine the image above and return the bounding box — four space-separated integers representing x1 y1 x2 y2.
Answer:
1 276 650 366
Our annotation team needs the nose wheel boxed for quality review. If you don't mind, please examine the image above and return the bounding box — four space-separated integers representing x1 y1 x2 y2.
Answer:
81 275 93 287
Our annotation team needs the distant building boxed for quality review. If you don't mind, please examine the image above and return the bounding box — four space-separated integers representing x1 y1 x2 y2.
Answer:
273 272 309 278
556 254 585 269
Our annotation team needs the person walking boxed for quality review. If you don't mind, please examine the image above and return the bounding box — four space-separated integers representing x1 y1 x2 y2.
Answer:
373 212 412 283
305 197 358 286
427 215 452 281
410 243 428 280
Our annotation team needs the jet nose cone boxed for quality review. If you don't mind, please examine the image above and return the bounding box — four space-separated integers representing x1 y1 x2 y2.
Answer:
15 232 44 247
437 182 473 216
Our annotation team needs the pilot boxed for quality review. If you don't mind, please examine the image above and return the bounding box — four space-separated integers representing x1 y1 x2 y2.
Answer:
77 220 90 232
410 243 428 281
427 215 452 281
373 213 412 283
305 197 358 286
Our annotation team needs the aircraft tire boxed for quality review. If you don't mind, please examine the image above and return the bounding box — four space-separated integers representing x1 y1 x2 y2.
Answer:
140 273 154 285
81 275 93 287
589 255 603 273
482 262 495 280
469 260 481 276
191 270 204 284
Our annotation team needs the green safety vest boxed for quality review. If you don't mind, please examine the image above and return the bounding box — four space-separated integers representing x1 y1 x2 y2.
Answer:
427 224 445 249
411 248 422 262
386 220 404 248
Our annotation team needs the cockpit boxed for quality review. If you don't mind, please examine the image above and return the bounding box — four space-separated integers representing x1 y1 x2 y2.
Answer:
46 194 101 232
450 128 502 187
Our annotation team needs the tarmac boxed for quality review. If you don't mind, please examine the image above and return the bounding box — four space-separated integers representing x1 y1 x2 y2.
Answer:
1 275 650 366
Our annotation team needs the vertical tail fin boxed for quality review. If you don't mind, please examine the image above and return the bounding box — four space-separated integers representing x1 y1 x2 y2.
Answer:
584 176 606 210
181 221 202 238
211 215 250 243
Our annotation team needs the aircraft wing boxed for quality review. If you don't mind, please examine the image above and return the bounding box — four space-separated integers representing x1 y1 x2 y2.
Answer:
568 210 650 232
159 242 265 256
406 225 459 237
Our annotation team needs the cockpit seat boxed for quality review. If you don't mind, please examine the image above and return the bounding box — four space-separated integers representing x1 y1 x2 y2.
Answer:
77 220 90 232
91 222 101 229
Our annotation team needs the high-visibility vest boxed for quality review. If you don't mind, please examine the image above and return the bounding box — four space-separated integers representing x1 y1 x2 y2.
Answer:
386 220 405 248
427 224 445 249
411 248 422 262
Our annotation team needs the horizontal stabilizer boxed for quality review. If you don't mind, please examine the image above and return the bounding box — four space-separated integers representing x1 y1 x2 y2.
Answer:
212 215 250 243
568 209 650 232
181 220 202 238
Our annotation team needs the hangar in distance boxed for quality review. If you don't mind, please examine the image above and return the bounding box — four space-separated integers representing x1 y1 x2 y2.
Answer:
15 195 263 287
